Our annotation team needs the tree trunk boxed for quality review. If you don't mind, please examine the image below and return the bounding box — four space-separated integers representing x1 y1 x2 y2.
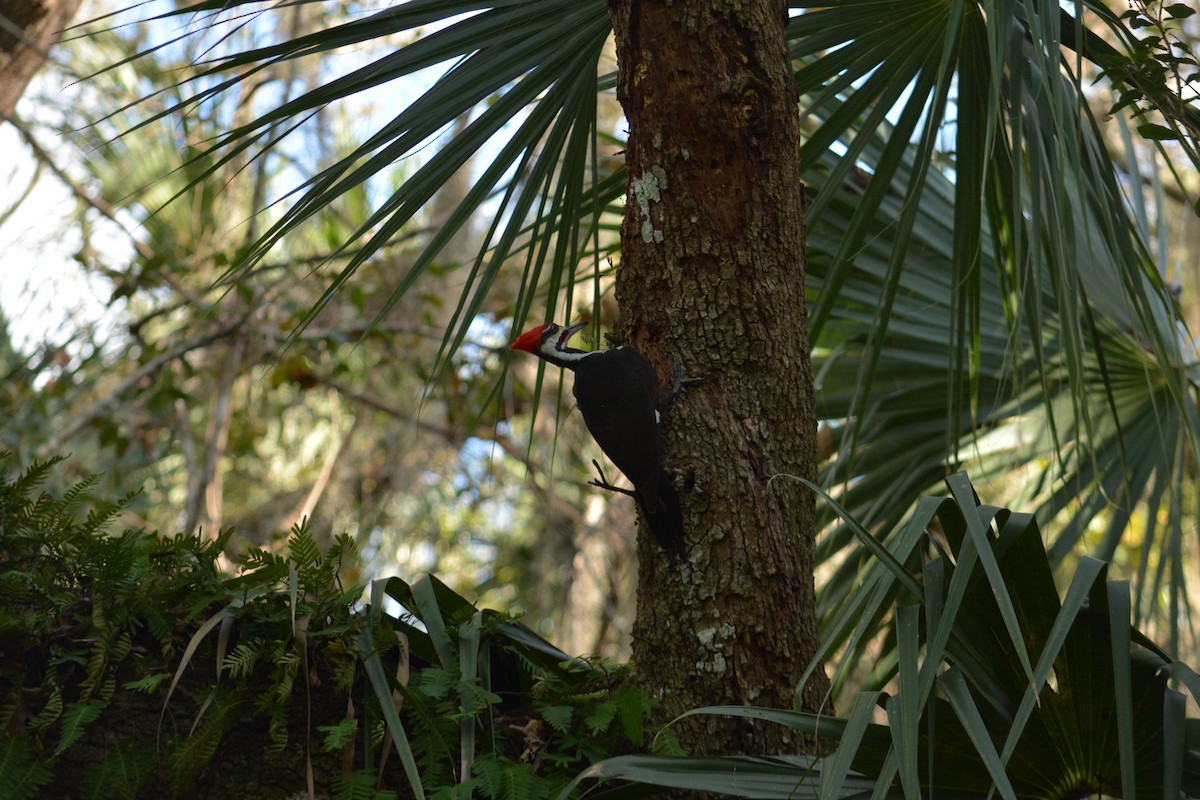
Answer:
605 0 831 754
0 0 82 119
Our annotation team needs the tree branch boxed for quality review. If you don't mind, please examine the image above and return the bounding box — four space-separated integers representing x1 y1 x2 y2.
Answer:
9 116 155 264
282 393 359 531
10 117 210 311
202 336 245 533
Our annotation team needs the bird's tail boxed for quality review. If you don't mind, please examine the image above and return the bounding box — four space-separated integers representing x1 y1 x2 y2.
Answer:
640 472 686 562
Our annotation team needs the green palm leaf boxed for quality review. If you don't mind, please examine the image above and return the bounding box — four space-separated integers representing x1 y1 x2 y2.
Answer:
806 116 1200 678
91 0 615 370
575 479 1200 798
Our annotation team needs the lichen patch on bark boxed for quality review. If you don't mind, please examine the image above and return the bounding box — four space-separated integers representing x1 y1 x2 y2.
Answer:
629 166 667 243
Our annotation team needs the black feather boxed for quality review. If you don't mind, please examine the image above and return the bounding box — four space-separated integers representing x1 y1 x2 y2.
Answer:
569 346 685 560
637 471 685 561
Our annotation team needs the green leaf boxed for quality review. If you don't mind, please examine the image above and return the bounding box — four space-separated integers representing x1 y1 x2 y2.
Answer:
624 481 1200 798
939 669 1018 800
1107 581 1137 800
319 719 358 752
54 701 106 756
474 756 548 800
613 682 647 745
287 521 320 569
411 575 455 667
563 754 879 799
0 736 55 800
363 581 426 800
583 700 616 736
1137 122 1179 140
122 672 172 693
78 741 152 800
539 705 573 733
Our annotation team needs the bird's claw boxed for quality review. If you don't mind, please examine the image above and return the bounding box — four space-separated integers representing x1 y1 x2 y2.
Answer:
660 360 704 418
588 459 638 498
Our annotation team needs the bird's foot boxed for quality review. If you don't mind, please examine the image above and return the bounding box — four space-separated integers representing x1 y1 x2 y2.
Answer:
659 360 704 418
587 459 638 498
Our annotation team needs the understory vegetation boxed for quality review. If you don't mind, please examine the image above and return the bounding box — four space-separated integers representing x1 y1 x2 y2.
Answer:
4 455 1199 798
0 455 664 799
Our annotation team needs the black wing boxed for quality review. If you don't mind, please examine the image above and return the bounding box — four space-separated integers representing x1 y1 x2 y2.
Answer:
571 346 662 508
641 471 685 561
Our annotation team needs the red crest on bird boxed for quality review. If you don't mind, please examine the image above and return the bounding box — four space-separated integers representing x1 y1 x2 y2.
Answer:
508 323 551 353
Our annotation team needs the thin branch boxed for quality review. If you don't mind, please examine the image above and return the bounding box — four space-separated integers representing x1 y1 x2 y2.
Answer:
10 117 210 311
317 375 458 442
128 298 191 340
283 392 359 531
9 116 155 264
178 398 203 535
0 158 42 229
203 336 245 533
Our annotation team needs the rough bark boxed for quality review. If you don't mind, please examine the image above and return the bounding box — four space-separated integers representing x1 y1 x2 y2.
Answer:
604 0 832 754
0 0 82 119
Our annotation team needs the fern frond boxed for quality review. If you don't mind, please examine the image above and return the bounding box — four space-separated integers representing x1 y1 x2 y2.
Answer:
78 741 152 800
28 682 63 731
319 718 358 752
330 532 359 565
332 769 398 800
54 700 106 756
287 520 320 570
79 639 110 701
144 608 173 649
3 456 66 520
416 666 458 701
267 703 289 754
0 734 55 800
204 527 237 559
221 640 265 680
457 679 501 715
80 488 140 538
581 700 616 736
242 547 285 571
537 705 573 734
123 673 172 694
611 683 648 745
473 756 547 800
0 570 36 603
110 631 132 662
46 473 101 524
273 651 299 703
170 692 238 792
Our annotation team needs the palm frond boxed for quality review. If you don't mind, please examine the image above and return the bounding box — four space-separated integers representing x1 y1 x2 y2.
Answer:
805 109 1200 680
86 0 615 369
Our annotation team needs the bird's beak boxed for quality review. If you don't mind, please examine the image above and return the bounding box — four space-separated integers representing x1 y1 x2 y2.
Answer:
558 321 588 348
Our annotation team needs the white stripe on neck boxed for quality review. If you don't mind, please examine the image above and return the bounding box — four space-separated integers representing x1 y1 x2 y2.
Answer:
538 341 597 364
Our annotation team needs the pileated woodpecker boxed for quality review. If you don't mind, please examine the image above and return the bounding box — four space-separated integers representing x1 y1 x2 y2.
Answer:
509 321 685 560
